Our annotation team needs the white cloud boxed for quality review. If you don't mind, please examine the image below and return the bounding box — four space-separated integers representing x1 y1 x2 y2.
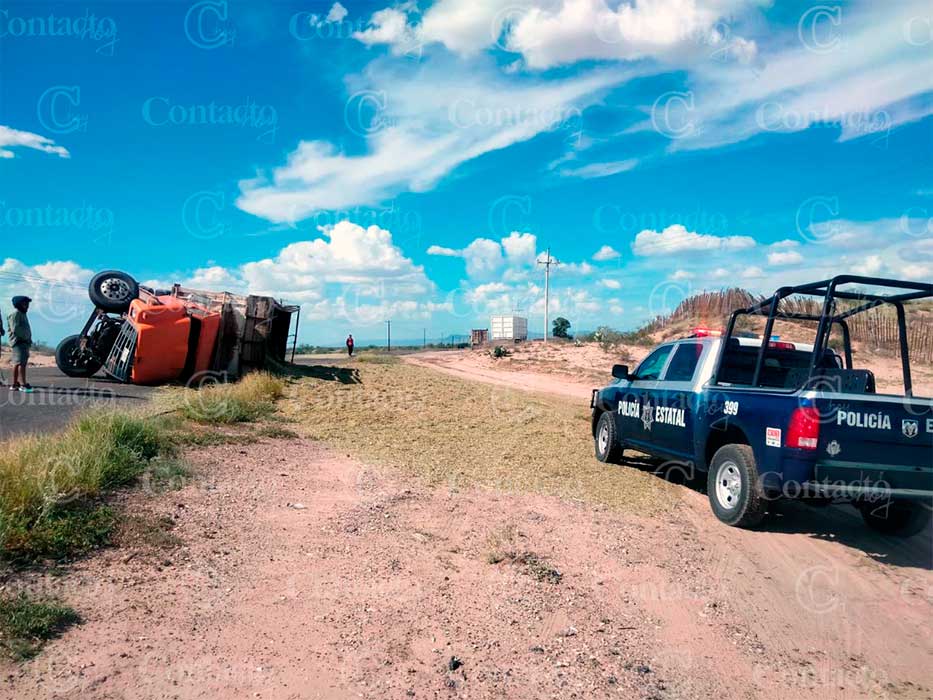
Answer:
326 2 348 23
239 221 432 299
767 250 803 266
426 245 460 257
560 158 638 179
353 8 416 50
853 254 883 276
599 278 622 289
670 269 693 280
501 231 537 266
459 238 505 278
355 0 759 69
237 61 629 222
0 125 70 159
592 245 620 261
632 224 756 256
149 222 439 329
644 0 933 152
431 231 546 279
0 258 94 340
507 0 757 70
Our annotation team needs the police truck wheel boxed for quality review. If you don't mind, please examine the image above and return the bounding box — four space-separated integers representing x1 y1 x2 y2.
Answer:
859 500 931 538
55 335 103 378
88 270 139 313
594 412 624 464
707 444 766 528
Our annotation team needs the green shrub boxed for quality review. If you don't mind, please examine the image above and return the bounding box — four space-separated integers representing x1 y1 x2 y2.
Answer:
0 593 80 660
0 412 165 560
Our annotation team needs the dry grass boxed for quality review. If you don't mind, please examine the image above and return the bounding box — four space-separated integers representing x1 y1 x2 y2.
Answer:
165 372 286 424
284 362 677 515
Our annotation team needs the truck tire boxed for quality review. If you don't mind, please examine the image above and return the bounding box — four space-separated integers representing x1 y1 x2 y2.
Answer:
707 444 766 528
56 335 103 378
594 411 624 464
88 270 139 313
859 500 931 538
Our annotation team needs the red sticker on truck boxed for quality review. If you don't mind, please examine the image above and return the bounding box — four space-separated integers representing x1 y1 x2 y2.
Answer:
766 427 781 448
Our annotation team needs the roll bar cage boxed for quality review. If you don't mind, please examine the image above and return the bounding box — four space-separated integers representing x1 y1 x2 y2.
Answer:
710 275 933 397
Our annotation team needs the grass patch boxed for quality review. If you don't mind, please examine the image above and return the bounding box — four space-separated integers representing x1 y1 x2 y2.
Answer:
116 514 182 550
355 353 400 365
285 363 677 515
0 593 80 660
0 411 166 561
2 504 116 563
255 425 299 439
483 525 562 583
142 457 191 493
171 372 286 424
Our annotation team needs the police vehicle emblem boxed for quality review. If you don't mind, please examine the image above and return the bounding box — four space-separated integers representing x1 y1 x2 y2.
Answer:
902 420 919 439
642 403 654 431
826 440 841 457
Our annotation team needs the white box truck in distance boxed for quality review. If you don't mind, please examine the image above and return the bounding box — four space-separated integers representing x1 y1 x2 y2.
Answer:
490 315 528 341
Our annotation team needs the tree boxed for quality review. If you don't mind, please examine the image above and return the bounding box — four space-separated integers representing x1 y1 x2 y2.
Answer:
552 317 571 339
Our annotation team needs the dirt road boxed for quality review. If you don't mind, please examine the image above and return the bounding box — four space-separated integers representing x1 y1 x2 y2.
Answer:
2 356 930 700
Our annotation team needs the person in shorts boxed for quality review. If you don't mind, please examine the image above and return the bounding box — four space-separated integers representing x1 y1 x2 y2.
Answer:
8 296 32 392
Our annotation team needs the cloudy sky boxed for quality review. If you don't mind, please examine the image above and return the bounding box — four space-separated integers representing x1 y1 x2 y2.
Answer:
1 0 931 344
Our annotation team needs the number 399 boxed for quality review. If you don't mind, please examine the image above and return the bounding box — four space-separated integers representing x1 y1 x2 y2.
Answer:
723 401 739 416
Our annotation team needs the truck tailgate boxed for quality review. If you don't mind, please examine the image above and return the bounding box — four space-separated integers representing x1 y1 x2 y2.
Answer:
813 396 933 495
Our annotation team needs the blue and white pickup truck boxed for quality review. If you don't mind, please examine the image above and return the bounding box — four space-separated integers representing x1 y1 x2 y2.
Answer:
591 276 933 537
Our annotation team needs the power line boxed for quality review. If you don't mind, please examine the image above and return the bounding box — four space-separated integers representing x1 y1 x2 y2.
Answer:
537 247 560 343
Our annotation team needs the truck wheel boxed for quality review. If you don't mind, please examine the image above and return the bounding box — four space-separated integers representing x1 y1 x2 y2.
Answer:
594 412 624 464
707 444 766 528
88 270 139 313
55 335 103 378
859 500 931 538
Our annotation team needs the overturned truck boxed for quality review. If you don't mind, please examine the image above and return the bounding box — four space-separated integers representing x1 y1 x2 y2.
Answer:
56 270 299 384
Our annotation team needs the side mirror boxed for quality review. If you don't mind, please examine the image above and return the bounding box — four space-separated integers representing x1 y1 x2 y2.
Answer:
612 364 630 380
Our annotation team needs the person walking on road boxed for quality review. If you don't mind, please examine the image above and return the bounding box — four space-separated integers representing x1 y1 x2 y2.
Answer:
346 334 354 358
8 296 33 392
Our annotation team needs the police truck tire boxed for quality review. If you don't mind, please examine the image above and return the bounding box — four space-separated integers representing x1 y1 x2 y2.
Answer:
859 500 931 538
594 412 624 464
88 270 139 313
55 335 103 378
707 444 766 528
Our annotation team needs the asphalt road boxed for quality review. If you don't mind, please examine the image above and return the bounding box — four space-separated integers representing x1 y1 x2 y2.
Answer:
0 366 157 440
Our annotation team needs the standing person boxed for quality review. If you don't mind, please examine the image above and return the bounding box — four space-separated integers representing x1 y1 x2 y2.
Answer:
346 333 354 357
8 296 32 392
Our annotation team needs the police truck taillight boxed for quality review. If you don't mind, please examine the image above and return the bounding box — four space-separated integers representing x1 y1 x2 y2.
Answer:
786 406 820 449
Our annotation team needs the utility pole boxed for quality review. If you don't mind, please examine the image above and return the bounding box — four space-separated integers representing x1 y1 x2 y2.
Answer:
537 247 560 343
423 328 426 348
386 320 391 352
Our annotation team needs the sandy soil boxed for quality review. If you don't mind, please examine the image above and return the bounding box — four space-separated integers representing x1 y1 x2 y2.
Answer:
3 437 930 700
0 350 56 370
405 343 650 401
405 341 933 398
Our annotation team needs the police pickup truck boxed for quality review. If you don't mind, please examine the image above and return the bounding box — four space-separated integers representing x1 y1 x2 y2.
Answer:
591 276 933 537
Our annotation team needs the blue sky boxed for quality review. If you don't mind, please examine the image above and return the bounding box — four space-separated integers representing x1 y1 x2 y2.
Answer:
1 0 931 345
